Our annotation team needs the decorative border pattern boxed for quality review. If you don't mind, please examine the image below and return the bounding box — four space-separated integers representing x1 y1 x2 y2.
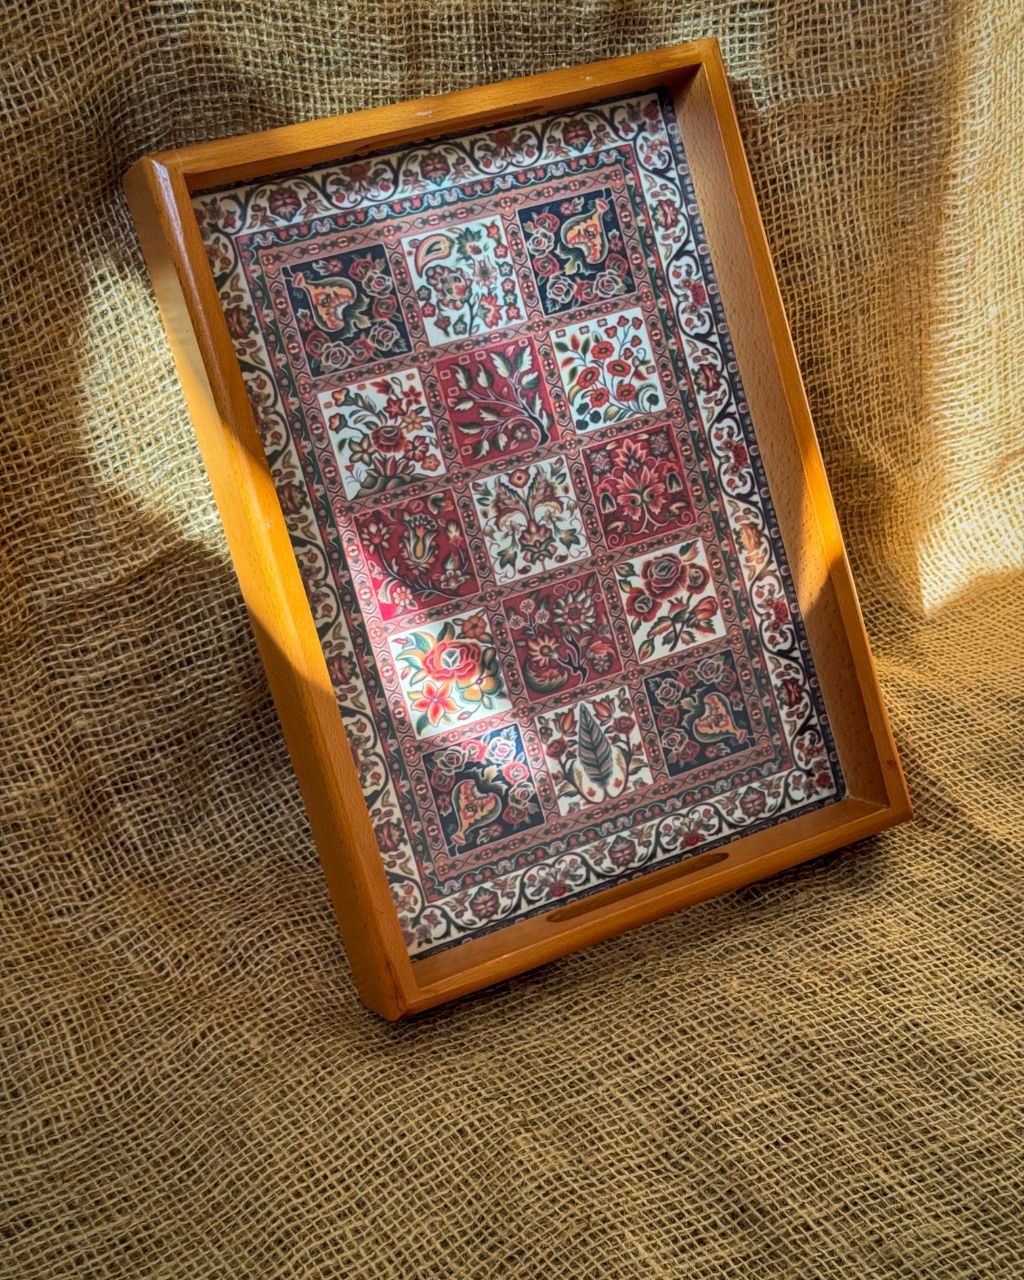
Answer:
194 91 843 958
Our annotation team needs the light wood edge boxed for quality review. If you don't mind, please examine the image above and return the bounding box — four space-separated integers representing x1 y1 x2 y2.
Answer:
123 158 416 1019
124 39 910 1019
409 795 898 1009
150 40 719 188
695 45 910 818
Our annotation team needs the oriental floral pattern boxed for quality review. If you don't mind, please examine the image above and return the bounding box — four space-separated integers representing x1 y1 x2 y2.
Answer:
402 217 525 344
437 337 556 466
284 246 410 376
471 457 589 582
390 609 509 738
354 491 477 619
584 425 694 548
519 189 634 315
197 88 843 958
554 308 666 430
320 368 445 498
537 686 652 814
504 571 621 700
616 539 726 662
424 725 544 853
644 650 754 776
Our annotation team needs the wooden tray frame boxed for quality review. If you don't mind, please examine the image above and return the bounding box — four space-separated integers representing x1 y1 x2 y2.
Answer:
124 39 910 1019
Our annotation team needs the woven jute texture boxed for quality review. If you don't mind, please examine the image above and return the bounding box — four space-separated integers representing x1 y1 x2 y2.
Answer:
2 3 1022 1276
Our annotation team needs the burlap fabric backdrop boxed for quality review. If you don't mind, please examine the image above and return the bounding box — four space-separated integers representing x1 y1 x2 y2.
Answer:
3 2 1022 1276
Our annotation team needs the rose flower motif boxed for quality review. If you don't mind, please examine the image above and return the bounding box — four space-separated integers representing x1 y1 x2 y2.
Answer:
421 638 483 686
469 888 501 920
361 270 393 296
531 252 560 277
370 422 408 453
641 554 685 599
224 304 254 340
546 274 574 305
425 263 471 308
595 270 624 297
268 187 302 219
624 586 658 622
369 321 403 351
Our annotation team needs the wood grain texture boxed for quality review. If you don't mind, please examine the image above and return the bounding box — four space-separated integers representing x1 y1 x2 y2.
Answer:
124 40 910 1018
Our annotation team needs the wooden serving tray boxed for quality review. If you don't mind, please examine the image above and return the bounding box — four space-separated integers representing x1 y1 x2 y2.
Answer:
124 40 910 1018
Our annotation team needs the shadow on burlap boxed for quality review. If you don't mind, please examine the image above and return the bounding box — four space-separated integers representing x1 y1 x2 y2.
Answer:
2 2 1022 1277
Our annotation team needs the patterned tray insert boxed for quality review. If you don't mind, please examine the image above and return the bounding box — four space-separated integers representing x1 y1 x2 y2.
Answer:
195 90 843 957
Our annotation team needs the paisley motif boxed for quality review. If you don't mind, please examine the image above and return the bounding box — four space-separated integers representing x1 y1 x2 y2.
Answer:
449 778 502 846
693 691 749 744
519 188 634 315
283 246 411 376
290 272 356 330
560 196 610 264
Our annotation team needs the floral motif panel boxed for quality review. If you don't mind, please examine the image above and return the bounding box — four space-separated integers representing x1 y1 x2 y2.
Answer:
353 490 478 620
583 424 694 549
470 456 590 583
436 337 557 467
423 724 545 854
284 246 410 376
644 649 755 775
615 539 726 662
553 307 666 431
319 368 445 499
518 189 634 315
388 609 509 738
196 90 843 957
503 570 621 701
401 217 526 344
536 685 653 815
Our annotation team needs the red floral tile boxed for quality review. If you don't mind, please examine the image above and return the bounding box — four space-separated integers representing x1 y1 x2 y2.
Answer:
503 570 622 701
583 424 694 548
354 491 479 620
437 336 557 467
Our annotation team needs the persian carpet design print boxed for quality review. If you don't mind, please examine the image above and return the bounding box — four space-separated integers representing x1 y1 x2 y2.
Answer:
195 91 843 957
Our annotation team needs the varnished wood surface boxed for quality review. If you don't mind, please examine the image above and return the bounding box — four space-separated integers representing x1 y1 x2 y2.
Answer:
124 40 910 1019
